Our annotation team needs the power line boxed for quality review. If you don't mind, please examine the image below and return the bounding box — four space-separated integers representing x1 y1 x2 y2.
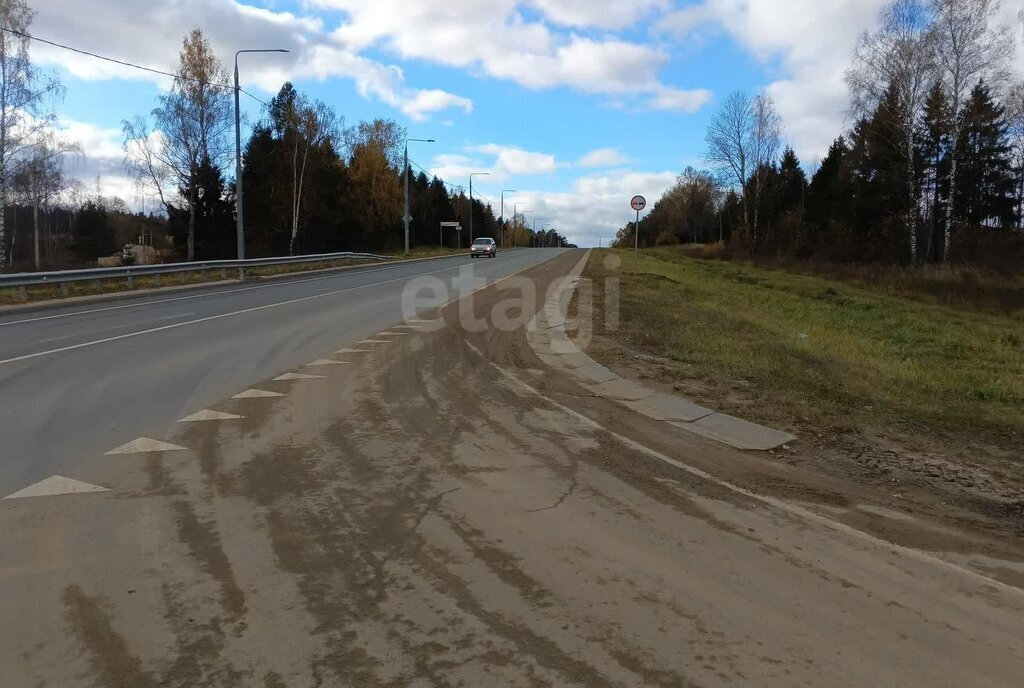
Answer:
1 27 269 106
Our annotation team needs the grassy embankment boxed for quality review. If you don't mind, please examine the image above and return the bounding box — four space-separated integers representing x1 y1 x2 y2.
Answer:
587 246 1023 442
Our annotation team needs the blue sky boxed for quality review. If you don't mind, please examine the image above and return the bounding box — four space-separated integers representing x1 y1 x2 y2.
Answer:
31 0 1024 246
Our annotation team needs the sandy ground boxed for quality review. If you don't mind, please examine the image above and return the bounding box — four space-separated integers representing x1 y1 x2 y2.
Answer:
3 250 1024 687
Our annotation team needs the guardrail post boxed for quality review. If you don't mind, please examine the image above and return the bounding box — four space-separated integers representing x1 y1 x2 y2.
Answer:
94 279 101 292
237 267 245 281
154 274 161 288
221 268 227 280
180 271 188 285
60 283 69 297
127 275 134 289
18 285 27 300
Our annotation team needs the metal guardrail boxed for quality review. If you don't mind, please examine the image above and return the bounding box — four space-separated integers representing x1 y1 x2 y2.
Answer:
0 251 392 297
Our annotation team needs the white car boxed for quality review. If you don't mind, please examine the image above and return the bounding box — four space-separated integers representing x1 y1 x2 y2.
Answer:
470 237 497 258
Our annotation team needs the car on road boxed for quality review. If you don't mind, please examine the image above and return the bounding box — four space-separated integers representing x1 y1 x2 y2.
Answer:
470 237 497 258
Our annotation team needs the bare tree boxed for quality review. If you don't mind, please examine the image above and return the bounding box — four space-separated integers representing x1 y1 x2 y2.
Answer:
17 137 78 269
285 97 340 255
0 0 62 268
124 29 232 261
704 90 781 251
749 92 782 250
705 92 753 233
848 0 935 265
932 0 1014 261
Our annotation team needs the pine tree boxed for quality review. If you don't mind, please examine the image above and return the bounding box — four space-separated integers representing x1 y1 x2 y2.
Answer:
954 82 1016 228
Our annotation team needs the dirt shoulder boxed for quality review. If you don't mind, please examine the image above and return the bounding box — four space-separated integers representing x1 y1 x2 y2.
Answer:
571 248 1024 550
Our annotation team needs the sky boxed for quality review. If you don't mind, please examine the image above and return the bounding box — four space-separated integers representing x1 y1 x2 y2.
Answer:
29 0 1024 247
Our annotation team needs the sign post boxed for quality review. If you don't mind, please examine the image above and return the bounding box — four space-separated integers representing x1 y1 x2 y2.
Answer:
630 195 647 273
440 222 461 249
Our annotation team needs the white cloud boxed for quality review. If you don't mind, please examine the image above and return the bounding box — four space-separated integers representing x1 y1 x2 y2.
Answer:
578 148 628 168
528 0 669 29
319 0 711 111
51 118 147 207
646 87 714 113
659 0 890 159
31 0 472 122
429 144 561 182
504 170 678 247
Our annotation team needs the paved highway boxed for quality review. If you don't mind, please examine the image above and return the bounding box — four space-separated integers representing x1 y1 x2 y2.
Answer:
0 249 564 494
2 248 1023 687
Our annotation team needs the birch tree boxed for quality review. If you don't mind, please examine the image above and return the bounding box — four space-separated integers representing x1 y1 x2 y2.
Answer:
124 29 232 261
848 0 935 264
286 96 339 255
931 0 1013 261
704 90 781 251
0 0 62 268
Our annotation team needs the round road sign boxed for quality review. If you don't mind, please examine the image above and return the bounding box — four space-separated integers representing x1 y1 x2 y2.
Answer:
631 195 647 212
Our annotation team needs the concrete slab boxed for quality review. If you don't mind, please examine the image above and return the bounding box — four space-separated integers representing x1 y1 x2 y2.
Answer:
671 413 797 451
571 363 618 384
536 353 567 369
589 378 656 402
557 352 594 369
549 338 579 355
622 394 714 422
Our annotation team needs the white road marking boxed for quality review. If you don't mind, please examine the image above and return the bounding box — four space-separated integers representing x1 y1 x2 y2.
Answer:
376 332 408 336
106 437 187 454
178 409 245 422
233 389 285 399
274 372 326 381
335 348 372 354
0 262 475 367
305 359 348 367
0 256 476 328
358 339 390 345
4 475 110 499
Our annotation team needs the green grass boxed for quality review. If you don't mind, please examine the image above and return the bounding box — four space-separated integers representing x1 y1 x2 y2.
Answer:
588 247 1024 438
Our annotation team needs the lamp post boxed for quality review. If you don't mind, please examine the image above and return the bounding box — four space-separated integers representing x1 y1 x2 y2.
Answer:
404 137 435 255
469 172 490 243
235 48 289 260
542 223 553 248
500 189 516 248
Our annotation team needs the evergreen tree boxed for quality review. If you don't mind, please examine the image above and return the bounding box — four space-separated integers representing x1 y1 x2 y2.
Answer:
70 200 115 262
954 82 1016 228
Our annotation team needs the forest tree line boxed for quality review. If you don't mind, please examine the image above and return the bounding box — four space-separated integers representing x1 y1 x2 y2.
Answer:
616 0 1024 271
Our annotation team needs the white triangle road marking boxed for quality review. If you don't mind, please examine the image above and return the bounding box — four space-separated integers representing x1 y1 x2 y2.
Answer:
305 359 348 367
178 409 245 422
233 388 286 399
376 332 409 336
274 372 327 381
335 348 372 354
105 437 187 455
4 475 110 500
358 340 390 345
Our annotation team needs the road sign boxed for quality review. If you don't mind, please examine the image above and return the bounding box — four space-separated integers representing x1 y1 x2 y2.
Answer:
631 195 647 212
403 214 413 225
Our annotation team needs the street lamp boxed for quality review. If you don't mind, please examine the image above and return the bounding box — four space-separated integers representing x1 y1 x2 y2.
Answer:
235 48 289 260
500 190 517 248
469 172 490 242
404 138 435 255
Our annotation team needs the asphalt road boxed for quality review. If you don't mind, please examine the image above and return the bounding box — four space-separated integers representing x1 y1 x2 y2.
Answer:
2 248 1023 687
0 249 564 494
